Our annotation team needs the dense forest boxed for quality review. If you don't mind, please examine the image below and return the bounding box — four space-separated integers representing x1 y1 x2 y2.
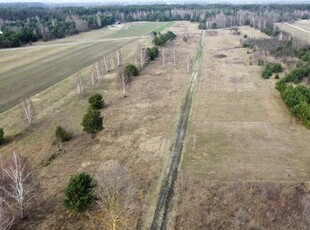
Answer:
1 4 310 48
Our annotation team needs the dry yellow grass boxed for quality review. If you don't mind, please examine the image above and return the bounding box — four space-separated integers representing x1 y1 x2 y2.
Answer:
277 20 310 42
0 22 200 229
182 28 310 182
170 27 310 230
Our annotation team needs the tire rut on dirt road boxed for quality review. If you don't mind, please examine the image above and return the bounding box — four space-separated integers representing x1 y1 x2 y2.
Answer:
150 32 204 230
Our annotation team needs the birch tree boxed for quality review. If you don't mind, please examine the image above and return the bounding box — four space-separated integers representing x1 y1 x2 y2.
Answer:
116 50 122 67
75 76 84 96
135 45 149 70
0 151 33 220
90 68 98 88
21 97 34 125
103 54 110 73
0 197 14 230
117 67 130 98
96 162 140 230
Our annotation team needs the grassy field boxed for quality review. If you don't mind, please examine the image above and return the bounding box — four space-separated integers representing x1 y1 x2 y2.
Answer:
0 22 167 112
277 20 310 42
0 22 201 229
107 21 169 38
169 27 310 229
183 27 310 182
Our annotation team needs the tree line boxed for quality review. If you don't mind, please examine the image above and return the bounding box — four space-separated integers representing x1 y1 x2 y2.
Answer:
1 4 310 48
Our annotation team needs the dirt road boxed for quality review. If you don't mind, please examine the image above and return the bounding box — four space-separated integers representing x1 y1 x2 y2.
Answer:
150 32 204 230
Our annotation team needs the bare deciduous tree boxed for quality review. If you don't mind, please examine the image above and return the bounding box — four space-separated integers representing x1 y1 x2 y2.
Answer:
21 97 34 125
75 76 84 96
96 162 140 230
103 54 110 73
116 50 122 67
0 151 33 220
117 67 130 98
90 69 98 88
0 197 14 230
135 45 149 70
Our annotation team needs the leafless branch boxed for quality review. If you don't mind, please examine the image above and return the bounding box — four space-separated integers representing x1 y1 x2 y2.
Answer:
21 97 34 125
135 44 149 70
75 75 84 96
96 162 140 230
0 151 33 220
117 67 130 98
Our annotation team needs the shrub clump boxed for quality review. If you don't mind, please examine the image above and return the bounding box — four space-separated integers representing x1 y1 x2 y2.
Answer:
88 93 105 110
284 67 310 84
124 64 139 77
63 172 97 212
146 47 159 61
55 126 72 142
258 59 265 66
262 63 283 79
153 31 177 46
0 128 4 145
276 81 310 128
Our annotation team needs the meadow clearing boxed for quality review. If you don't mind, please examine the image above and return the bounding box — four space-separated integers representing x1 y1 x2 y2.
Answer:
171 27 310 229
277 20 310 42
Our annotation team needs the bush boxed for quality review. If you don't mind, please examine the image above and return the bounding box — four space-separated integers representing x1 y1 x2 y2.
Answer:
249 61 252 65
258 59 264 66
183 36 188 42
81 108 104 138
275 74 280 79
0 128 4 145
284 67 310 84
243 34 248 38
146 47 159 61
198 22 206 30
247 51 250 54
153 31 176 46
262 63 283 79
88 93 105 110
271 63 283 73
63 172 96 212
124 64 139 77
262 68 272 79
55 126 72 142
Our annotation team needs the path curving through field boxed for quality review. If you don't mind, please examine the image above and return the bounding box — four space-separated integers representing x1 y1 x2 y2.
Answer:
285 22 310 34
150 32 204 230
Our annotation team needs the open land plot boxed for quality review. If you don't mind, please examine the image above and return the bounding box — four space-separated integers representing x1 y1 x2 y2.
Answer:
0 22 168 112
0 22 201 229
171 28 310 229
107 21 172 38
277 20 310 42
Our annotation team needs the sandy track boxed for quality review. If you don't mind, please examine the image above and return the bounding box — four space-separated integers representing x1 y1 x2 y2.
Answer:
150 32 204 230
